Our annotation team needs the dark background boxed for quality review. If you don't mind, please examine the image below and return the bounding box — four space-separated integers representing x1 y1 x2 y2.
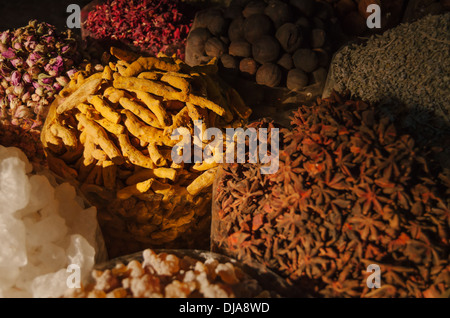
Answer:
0 0 93 32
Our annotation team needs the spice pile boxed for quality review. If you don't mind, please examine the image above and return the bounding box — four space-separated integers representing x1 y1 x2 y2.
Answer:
65 249 275 298
212 93 450 297
0 20 86 165
41 47 251 258
0 145 104 298
327 13 450 124
185 0 338 91
84 0 193 60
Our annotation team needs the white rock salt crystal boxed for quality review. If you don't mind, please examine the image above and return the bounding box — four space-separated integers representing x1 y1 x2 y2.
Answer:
0 266 20 291
0 146 103 298
37 243 67 273
66 234 95 281
54 182 76 202
0 215 27 268
65 206 98 249
15 263 47 291
17 175 54 218
0 146 32 174
0 157 30 214
39 198 60 219
31 268 69 298
26 214 68 247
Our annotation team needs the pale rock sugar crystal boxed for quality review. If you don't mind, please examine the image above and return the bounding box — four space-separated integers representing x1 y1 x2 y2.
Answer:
0 145 103 298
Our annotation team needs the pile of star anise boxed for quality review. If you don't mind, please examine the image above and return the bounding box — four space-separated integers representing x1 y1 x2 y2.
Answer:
212 93 450 298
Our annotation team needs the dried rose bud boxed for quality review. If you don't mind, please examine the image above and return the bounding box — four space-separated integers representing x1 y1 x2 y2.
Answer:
21 91 31 103
66 68 77 79
52 82 62 91
31 93 40 102
14 105 32 119
55 76 69 86
10 58 24 68
13 42 22 50
28 65 40 77
10 96 21 111
11 70 21 86
35 86 44 97
0 31 10 44
14 83 25 96
26 52 41 67
22 72 32 84
2 48 15 59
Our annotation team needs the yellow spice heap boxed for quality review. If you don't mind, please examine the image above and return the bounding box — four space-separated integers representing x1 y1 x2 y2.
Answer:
41 47 252 257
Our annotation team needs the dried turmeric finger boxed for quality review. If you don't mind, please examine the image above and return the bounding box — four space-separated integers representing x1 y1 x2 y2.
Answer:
104 87 127 104
186 102 209 134
187 94 225 116
85 161 103 185
77 102 101 120
110 46 140 63
47 154 78 180
49 120 78 149
60 142 83 163
125 167 177 185
83 135 97 166
192 161 218 171
186 167 218 196
147 143 167 166
132 90 169 126
92 148 108 162
102 65 113 81
160 73 190 94
165 106 191 136
137 72 160 80
57 77 103 114
122 110 176 147
95 118 125 135
123 56 180 77
119 97 160 128
76 113 124 165
226 87 252 120
102 160 117 190
113 75 182 100
89 95 121 124
117 178 155 200
76 72 85 85
117 133 155 169
202 75 233 123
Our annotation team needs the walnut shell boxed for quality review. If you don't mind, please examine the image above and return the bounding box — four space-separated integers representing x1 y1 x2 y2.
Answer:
310 29 326 48
264 0 294 28
239 58 258 77
185 27 212 66
243 14 274 44
277 53 294 70
252 35 280 64
275 23 303 53
292 48 318 73
229 40 252 58
205 37 227 58
289 0 315 17
208 15 230 36
221 54 239 70
224 5 244 20
242 0 267 18
193 8 223 29
255 63 282 87
228 17 245 42
286 68 309 90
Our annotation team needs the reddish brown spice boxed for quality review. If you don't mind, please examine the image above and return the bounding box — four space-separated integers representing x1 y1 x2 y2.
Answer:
84 0 193 59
